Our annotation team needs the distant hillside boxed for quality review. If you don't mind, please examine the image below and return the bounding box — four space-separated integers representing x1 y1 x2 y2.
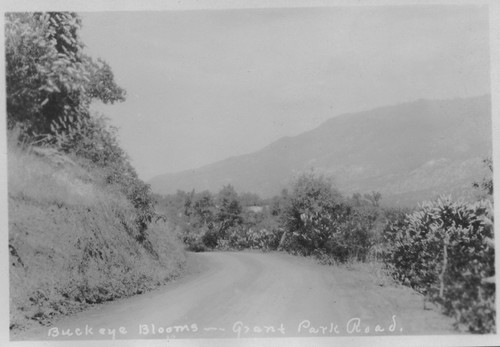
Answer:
149 95 492 206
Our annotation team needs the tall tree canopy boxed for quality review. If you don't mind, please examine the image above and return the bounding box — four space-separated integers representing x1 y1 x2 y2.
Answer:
5 12 125 137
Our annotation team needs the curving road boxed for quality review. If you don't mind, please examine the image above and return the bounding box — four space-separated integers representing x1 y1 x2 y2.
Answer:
21 251 456 341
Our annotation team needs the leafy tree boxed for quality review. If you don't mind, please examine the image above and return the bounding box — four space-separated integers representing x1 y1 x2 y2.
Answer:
161 190 218 251
215 185 243 237
182 190 216 231
278 172 350 256
192 191 216 226
5 12 125 138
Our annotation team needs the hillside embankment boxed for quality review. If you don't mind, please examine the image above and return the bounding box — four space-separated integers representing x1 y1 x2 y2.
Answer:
8 143 186 337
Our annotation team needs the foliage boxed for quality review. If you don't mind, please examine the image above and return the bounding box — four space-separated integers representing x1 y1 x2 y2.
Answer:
45 114 125 166
473 157 493 196
246 226 281 251
5 12 156 236
334 205 382 262
277 172 355 259
182 190 217 249
159 174 381 260
158 187 282 251
157 174 496 334
40 113 156 235
269 191 288 216
182 185 245 250
383 196 495 333
215 185 243 235
5 12 125 138
155 171 496 335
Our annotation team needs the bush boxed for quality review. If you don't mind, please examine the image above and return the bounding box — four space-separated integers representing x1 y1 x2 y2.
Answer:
384 196 495 333
162 187 248 251
46 114 126 167
223 226 249 250
278 172 353 260
332 204 384 262
247 219 282 251
201 228 219 249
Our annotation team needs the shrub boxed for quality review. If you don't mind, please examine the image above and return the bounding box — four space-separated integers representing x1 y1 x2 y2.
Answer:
384 196 495 333
278 172 353 259
184 236 207 252
247 216 282 251
332 204 384 262
45 114 126 166
224 226 250 250
201 228 219 249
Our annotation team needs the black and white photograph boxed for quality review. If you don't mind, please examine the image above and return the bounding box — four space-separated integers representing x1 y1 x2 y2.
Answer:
1 0 499 346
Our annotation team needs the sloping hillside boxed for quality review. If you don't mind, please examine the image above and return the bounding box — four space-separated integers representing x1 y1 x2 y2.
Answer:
6 11 188 339
149 95 491 205
8 143 186 336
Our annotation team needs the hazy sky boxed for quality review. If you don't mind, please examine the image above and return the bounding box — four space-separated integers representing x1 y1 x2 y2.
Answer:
79 5 490 180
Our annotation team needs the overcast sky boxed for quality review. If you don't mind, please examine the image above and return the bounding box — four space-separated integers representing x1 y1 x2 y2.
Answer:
79 5 490 180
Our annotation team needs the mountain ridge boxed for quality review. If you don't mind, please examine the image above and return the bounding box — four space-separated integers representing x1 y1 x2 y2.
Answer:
149 94 492 206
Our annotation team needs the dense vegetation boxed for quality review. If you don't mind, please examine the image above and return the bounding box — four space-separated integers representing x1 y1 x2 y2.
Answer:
156 172 389 263
6 12 184 334
383 197 494 333
6 12 159 236
157 166 495 333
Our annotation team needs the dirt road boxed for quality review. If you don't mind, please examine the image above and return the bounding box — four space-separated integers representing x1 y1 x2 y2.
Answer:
21 251 456 341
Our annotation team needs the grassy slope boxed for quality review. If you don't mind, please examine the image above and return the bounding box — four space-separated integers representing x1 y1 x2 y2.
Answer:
8 143 186 336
